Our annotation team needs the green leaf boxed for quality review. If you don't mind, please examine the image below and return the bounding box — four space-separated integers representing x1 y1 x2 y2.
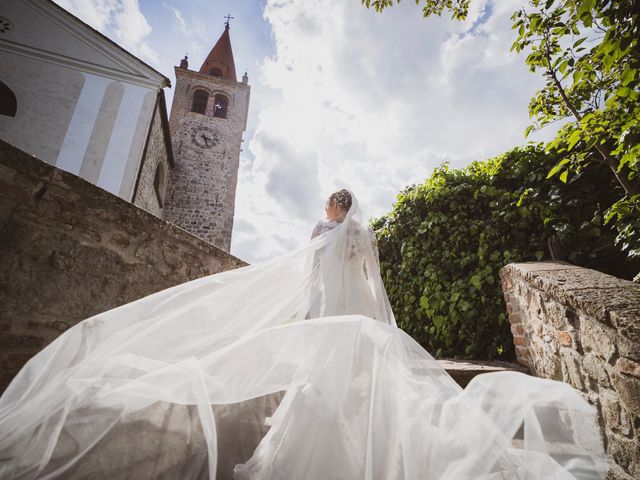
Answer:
620 67 636 86
547 158 570 178
567 130 582 150
573 37 587 48
524 124 535 139
559 170 569 183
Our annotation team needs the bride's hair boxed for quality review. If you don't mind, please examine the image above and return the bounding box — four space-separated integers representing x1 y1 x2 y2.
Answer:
327 189 352 212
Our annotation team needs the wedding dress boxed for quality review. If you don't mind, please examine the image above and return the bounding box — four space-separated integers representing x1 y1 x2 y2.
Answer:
0 191 607 480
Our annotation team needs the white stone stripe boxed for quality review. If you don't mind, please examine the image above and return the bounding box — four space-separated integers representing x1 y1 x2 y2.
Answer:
97 84 149 196
55 73 110 174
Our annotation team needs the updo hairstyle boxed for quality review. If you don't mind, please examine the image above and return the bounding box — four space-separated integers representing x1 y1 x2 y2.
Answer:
327 189 352 212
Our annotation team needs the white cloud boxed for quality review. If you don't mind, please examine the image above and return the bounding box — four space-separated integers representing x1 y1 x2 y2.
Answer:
54 0 552 264
54 0 158 63
167 5 187 34
232 0 548 262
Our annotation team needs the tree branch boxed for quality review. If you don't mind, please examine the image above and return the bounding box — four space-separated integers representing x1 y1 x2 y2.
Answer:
542 35 639 196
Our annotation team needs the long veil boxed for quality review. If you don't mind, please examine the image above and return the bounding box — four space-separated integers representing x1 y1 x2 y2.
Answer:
0 192 607 479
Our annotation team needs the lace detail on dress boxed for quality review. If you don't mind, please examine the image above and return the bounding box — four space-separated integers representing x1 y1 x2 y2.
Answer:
345 223 381 281
311 219 341 239
364 233 380 281
310 219 381 281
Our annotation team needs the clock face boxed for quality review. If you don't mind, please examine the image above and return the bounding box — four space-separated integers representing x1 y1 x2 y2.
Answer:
192 127 219 149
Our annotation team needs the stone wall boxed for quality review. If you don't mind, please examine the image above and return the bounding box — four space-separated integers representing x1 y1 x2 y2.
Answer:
0 139 247 392
500 262 640 479
133 91 173 217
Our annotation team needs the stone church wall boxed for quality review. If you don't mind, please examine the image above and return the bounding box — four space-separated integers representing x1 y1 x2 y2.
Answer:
500 262 640 480
133 92 172 217
0 139 247 393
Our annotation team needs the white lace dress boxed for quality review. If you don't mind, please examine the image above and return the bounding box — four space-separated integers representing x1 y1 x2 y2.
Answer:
310 219 342 240
310 218 380 320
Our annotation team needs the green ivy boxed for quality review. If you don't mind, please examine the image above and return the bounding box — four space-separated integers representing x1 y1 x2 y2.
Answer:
372 145 639 360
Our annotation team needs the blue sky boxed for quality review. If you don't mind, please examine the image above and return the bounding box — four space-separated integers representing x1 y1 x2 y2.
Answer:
54 0 552 263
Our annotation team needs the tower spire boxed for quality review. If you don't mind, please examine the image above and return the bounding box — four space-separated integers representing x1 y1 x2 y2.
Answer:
199 18 237 81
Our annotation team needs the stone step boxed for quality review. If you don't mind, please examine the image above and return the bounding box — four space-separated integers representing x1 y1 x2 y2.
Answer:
438 359 530 388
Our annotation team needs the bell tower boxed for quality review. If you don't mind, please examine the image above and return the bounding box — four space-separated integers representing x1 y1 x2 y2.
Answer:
163 18 250 252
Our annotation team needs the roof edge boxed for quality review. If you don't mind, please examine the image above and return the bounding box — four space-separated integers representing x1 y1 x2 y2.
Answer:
41 0 171 88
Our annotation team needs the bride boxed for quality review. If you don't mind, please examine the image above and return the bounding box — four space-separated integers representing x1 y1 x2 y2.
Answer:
0 189 607 479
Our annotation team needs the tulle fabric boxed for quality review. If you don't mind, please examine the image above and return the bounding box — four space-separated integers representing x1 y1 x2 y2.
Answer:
0 192 607 479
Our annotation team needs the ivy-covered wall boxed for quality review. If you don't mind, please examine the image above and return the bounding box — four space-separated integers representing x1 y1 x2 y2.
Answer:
373 146 638 360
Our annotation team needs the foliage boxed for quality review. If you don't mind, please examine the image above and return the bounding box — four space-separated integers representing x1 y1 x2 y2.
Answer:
371 145 639 360
511 0 640 264
362 0 640 270
361 0 469 19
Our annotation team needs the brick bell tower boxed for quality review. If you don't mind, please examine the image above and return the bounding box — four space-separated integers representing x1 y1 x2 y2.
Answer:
163 18 250 251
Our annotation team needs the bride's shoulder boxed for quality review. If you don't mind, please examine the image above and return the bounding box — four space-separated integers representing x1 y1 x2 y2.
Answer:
310 219 339 239
315 218 338 226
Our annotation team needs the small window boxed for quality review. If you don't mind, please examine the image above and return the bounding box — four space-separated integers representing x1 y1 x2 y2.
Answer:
213 94 229 119
191 89 209 114
154 163 165 208
0 81 17 117
209 68 223 78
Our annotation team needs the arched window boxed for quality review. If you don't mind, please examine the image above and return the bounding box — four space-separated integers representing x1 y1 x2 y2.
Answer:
209 68 223 78
0 81 17 117
154 163 165 208
191 89 209 114
213 94 229 119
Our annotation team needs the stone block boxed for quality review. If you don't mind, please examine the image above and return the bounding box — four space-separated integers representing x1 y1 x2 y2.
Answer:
557 331 576 348
600 388 631 436
568 288 640 326
546 301 573 330
611 372 640 417
618 335 640 362
605 462 635 480
610 308 640 344
616 357 640 378
583 353 611 387
581 316 617 361
560 347 586 392
504 263 640 321
501 262 578 274
608 432 640 478
511 324 524 336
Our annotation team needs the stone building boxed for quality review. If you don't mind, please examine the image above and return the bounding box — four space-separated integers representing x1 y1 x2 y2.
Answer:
0 0 173 216
163 22 250 252
0 3 250 395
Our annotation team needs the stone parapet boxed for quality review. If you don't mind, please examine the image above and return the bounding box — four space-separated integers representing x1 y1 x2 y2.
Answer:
0 139 247 393
500 261 640 479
